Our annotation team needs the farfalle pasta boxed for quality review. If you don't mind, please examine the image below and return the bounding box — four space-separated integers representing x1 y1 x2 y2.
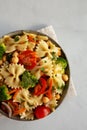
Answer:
31 57 53 78
0 31 69 120
0 64 25 88
36 39 59 58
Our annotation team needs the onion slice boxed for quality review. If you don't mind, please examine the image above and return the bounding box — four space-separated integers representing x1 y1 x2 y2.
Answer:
1 102 12 118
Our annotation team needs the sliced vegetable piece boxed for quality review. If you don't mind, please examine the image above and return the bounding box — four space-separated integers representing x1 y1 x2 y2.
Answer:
33 84 41 95
34 105 51 119
45 78 53 99
34 77 47 96
13 89 21 100
1 102 12 117
8 88 19 95
27 35 35 42
8 100 19 111
18 50 38 70
13 108 26 116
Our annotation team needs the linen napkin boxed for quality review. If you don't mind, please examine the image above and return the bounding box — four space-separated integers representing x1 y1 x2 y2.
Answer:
38 25 77 98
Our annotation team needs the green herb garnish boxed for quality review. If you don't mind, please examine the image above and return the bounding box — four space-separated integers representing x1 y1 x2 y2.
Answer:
40 67 45 72
14 36 20 42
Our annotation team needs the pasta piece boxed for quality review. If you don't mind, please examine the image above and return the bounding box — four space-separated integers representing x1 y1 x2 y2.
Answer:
0 64 25 88
14 88 43 119
16 35 28 44
31 57 53 77
0 66 9 78
20 110 34 120
23 32 37 39
47 40 58 54
3 35 16 53
16 35 28 51
36 40 58 58
39 57 53 77
52 63 65 88
28 95 43 107
37 35 48 41
14 88 43 109
13 89 31 103
53 64 65 75
3 35 29 53
46 95 58 111
0 38 4 43
52 73 65 88
27 42 36 50
36 40 49 57
31 69 41 79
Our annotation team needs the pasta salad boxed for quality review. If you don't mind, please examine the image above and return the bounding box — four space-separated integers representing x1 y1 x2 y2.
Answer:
0 31 69 120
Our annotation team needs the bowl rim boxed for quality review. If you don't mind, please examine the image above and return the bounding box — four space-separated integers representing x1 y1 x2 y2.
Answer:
0 30 70 121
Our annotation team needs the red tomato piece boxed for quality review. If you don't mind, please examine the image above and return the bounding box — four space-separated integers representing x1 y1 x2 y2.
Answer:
33 77 47 96
34 105 51 119
44 78 53 99
18 50 37 70
33 84 41 95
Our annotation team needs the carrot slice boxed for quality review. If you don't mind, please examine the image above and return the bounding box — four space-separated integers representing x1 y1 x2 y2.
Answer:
45 91 52 100
44 78 53 100
8 89 19 95
33 77 47 96
48 78 53 90
13 89 21 100
34 84 41 95
13 108 26 116
27 35 35 43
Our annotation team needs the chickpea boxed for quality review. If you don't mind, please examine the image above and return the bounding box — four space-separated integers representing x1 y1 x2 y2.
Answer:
62 74 69 81
42 96 50 104
13 51 18 57
0 60 3 65
11 56 19 64
55 94 60 100
2 55 6 62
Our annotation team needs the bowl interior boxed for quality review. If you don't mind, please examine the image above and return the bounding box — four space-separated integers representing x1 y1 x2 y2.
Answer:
0 30 70 121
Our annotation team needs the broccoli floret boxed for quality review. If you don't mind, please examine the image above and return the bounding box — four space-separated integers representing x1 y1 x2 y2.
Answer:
0 43 6 60
56 57 67 69
0 85 11 102
20 71 38 89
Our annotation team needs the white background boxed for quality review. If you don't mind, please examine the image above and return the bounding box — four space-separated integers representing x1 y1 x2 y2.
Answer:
0 0 87 130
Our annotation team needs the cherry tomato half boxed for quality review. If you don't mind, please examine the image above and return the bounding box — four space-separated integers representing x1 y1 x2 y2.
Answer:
33 77 47 96
34 105 51 119
18 50 37 70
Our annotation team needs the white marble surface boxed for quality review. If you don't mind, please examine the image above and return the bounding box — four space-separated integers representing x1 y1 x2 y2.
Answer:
0 0 87 130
